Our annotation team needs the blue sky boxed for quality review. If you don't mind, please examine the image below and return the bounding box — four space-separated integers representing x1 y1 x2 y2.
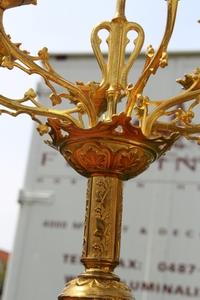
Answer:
0 0 199 251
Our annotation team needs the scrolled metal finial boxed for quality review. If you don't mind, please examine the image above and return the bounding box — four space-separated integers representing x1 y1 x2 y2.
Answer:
115 0 126 18
0 0 37 10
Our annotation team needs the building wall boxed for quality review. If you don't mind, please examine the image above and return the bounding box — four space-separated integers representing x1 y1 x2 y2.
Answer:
3 53 200 300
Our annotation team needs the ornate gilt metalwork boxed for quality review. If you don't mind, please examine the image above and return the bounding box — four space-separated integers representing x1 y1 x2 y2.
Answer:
0 0 200 299
0 0 199 144
49 113 179 180
60 176 132 300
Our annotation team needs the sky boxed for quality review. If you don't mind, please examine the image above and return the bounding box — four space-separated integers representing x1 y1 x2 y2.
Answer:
0 0 199 252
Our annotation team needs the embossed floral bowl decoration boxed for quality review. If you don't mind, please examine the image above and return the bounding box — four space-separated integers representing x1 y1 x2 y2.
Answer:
47 113 179 180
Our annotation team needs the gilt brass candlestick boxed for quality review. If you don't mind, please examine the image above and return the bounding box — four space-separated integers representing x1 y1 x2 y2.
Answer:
0 1 200 299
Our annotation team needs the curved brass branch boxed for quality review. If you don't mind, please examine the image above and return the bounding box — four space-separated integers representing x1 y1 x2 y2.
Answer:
0 93 82 127
142 88 200 138
154 121 200 143
154 121 200 134
0 9 97 126
0 0 36 10
91 21 110 89
122 22 144 85
125 0 179 116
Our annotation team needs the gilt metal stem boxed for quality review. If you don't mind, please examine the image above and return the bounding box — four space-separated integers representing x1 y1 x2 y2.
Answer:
115 0 126 18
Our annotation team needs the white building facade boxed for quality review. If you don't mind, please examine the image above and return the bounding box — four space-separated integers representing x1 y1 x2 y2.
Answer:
3 53 200 300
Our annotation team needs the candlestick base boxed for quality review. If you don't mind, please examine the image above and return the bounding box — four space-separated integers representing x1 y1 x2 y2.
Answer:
59 269 134 300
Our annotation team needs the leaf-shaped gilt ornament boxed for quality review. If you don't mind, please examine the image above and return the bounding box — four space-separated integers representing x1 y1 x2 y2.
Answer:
50 94 62 106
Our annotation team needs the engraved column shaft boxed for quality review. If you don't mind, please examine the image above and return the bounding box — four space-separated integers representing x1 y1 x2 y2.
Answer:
81 176 123 272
